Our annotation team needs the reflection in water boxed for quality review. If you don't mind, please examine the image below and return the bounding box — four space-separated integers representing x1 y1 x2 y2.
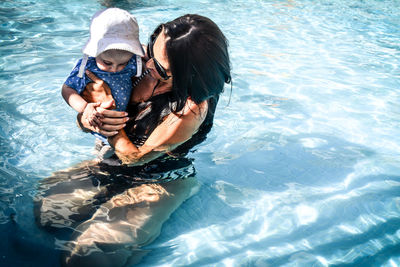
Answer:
99 0 162 9
1 0 400 266
34 156 199 266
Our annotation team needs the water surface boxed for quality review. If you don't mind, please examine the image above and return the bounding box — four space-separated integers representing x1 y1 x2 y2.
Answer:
1 0 400 266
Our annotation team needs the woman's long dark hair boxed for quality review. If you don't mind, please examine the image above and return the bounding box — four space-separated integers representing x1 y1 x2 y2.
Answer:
127 14 231 151
163 14 232 111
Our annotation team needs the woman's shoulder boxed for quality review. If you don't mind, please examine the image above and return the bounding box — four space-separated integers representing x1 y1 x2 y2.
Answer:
179 98 208 118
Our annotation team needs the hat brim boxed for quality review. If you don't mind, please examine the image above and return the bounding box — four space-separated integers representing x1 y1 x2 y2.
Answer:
82 37 145 57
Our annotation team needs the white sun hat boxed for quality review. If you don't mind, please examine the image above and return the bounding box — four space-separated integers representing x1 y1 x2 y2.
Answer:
82 8 145 57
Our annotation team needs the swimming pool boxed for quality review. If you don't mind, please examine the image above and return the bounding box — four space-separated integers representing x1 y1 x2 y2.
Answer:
1 0 400 266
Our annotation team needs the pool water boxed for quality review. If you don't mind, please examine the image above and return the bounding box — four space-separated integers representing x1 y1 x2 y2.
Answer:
1 0 400 266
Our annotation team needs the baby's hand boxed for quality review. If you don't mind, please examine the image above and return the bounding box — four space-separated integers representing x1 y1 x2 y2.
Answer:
83 102 103 129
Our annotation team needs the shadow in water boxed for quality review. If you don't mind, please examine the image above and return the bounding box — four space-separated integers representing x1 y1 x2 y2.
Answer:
0 219 59 267
99 0 168 9
335 242 400 267
213 132 375 191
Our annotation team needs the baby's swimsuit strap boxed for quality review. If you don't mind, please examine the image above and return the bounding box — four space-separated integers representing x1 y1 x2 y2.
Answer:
77 54 89 78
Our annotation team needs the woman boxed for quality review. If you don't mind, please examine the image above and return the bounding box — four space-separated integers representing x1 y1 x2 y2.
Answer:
35 14 231 266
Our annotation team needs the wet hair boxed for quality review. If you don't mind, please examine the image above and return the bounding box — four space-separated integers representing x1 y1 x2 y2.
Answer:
162 14 232 111
126 15 231 144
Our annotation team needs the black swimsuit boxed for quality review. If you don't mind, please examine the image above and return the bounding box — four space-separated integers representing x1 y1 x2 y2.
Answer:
123 92 217 155
97 93 218 180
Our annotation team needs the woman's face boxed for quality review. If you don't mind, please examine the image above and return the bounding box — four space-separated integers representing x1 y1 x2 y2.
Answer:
146 29 172 82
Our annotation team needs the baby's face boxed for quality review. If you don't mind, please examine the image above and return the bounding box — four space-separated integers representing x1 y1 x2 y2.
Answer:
96 50 133 73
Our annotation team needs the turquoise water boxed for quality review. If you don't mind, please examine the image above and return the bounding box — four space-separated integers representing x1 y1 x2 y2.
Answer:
1 0 400 266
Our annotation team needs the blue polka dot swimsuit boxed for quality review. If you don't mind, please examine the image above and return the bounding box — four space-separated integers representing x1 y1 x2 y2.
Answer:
65 56 139 111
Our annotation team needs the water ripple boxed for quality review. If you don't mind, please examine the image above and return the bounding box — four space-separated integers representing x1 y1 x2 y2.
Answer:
1 0 400 266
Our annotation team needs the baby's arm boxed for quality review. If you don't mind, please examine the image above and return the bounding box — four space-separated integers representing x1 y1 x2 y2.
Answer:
62 84 102 127
62 84 87 112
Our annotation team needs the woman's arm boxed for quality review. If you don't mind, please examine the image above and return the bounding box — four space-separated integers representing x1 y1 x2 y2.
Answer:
108 99 208 165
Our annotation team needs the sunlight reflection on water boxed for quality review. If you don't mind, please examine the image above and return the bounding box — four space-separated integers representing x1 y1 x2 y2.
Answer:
1 0 400 266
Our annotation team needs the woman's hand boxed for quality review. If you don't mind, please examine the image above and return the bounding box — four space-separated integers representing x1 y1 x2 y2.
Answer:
77 100 129 137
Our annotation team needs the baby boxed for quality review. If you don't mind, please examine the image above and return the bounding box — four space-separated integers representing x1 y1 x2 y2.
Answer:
62 8 144 143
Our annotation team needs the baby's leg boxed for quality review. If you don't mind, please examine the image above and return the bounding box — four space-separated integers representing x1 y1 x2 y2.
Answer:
62 176 200 267
80 85 114 106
